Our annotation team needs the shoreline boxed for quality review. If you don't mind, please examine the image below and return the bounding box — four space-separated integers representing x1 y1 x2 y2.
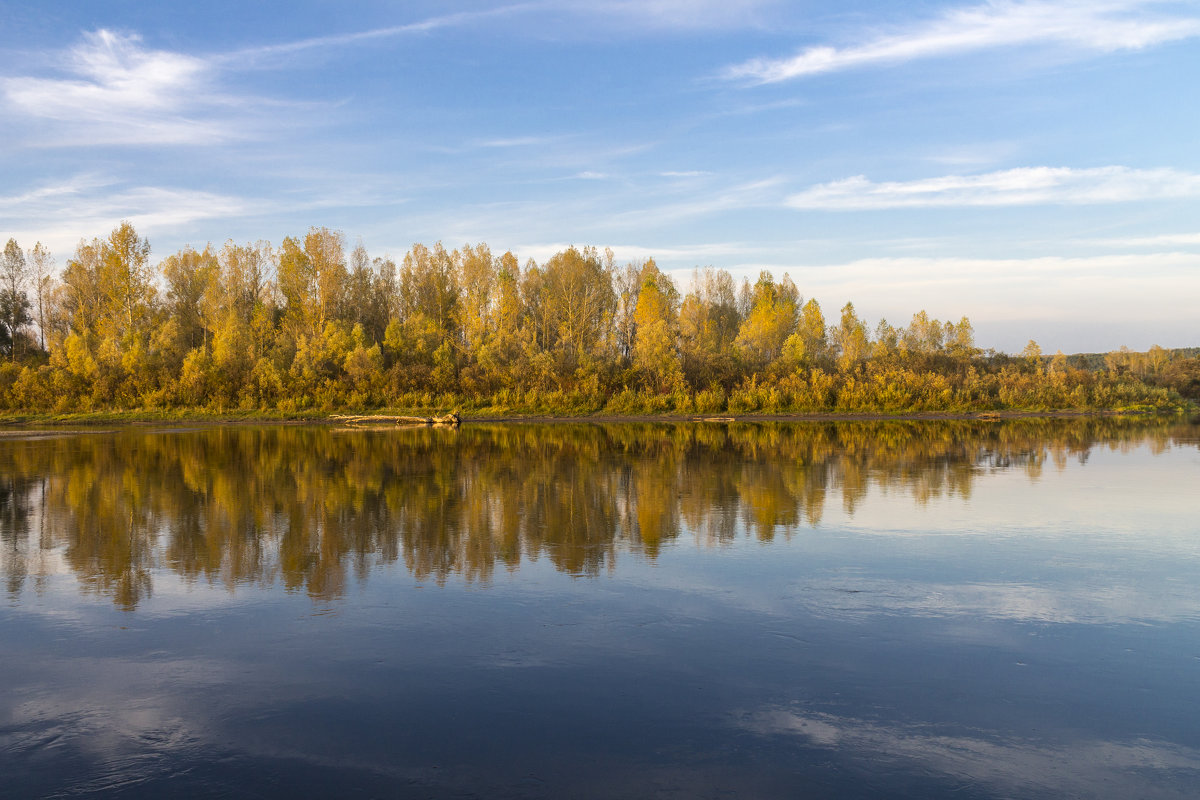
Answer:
0 407 1192 429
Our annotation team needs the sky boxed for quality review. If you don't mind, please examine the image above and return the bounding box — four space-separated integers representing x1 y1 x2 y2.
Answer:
1 0 1198 354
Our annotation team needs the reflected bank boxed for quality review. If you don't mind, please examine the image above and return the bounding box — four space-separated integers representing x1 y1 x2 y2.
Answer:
2 417 1197 608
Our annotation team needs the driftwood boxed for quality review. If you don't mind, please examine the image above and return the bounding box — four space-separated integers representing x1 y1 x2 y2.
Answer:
330 412 461 427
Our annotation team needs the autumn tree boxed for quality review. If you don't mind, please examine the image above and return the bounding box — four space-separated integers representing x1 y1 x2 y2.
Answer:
344 239 388 344
679 267 740 387
613 258 642 363
399 243 458 333
307 227 348 330
630 259 682 392
60 238 106 337
871 318 899 362
220 240 274 321
831 301 869 373
474 250 529 388
386 242 460 389
735 271 798 369
277 235 315 343
539 246 615 377
902 311 944 360
161 245 220 354
1021 340 1044 374
944 317 977 362
457 242 497 363
99 221 155 341
219 240 278 365
28 242 54 353
0 238 31 359
782 298 827 367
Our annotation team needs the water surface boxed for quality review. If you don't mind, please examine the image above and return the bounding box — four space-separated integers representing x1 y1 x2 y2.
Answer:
2 418 1199 798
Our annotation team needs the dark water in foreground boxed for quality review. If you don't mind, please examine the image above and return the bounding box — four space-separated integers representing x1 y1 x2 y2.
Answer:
1 419 1199 799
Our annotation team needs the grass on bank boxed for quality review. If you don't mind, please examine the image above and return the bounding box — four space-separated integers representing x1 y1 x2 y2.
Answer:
2 392 1193 427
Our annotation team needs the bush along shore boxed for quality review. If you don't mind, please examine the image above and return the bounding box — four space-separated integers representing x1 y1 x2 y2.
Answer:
0 225 1195 417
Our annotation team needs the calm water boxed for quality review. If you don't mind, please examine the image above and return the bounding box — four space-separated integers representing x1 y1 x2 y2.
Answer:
2 419 1199 799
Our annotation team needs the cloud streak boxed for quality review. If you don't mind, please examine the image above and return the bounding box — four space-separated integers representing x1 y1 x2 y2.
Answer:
725 1 1200 84
219 4 538 65
785 166 1200 210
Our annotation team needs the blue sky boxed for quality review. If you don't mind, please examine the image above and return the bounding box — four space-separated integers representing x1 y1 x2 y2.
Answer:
2 0 1198 353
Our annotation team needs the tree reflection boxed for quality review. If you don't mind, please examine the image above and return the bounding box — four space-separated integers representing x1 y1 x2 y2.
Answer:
0 417 1193 608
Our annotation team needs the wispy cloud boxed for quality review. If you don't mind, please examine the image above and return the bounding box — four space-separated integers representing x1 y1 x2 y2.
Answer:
548 0 780 31
218 5 537 65
609 176 786 227
513 240 762 266
1092 231 1200 247
0 176 252 253
1 29 230 145
725 1 1200 84
1 8 538 147
786 166 1200 210
0 173 114 211
923 141 1022 168
476 135 559 148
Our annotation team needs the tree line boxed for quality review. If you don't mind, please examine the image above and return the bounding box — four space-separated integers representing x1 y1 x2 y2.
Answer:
0 223 1195 414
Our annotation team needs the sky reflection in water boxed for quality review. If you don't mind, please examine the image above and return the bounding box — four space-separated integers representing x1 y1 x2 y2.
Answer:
1 418 1199 798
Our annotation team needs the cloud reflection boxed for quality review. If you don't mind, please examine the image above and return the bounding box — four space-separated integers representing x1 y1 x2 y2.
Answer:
738 707 1200 799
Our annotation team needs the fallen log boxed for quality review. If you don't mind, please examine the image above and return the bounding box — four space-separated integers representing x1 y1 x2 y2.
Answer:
329 412 461 427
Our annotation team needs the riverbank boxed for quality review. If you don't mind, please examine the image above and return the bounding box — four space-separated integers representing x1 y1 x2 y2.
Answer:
0 405 1193 428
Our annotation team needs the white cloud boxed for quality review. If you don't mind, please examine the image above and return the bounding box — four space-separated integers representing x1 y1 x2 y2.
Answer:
785 166 1200 210
725 0 1200 83
9 29 205 114
1 29 231 146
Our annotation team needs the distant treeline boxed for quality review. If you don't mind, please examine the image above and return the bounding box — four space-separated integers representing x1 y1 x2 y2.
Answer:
0 224 1196 414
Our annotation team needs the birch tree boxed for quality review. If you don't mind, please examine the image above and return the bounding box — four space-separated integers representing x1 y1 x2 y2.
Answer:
0 238 31 359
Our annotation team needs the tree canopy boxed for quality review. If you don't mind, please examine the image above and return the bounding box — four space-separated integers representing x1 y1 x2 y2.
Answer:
0 223 1192 414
